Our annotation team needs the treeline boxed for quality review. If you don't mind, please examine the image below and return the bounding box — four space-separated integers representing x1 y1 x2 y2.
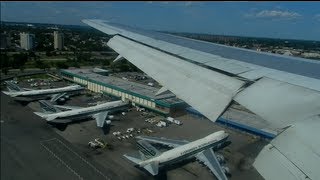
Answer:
0 51 140 74
172 32 320 51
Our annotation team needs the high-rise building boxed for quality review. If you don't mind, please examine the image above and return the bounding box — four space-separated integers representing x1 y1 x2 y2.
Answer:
20 32 35 50
0 33 11 49
54 31 64 50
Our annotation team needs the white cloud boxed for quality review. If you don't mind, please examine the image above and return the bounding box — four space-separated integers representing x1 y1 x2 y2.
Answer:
246 10 302 20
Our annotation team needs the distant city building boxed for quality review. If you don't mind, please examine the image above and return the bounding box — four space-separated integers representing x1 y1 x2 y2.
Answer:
20 32 35 50
302 52 320 58
283 50 293 56
54 31 64 50
0 33 11 49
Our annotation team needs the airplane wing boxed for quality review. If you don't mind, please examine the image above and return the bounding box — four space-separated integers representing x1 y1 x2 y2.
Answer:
22 88 34 91
253 115 320 180
83 19 320 180
82 19 320 128
92 111 109 127
50 93 67 102
135 136 189 148
5 81 24 92
54 104 81 110
196 148 228 180
137 140 161 157
39 100 61 113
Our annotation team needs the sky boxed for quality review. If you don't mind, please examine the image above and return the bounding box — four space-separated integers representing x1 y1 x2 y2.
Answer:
1 2 320 41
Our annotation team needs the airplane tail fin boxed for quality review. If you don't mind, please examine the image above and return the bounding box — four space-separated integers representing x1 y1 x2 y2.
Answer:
92 111 110 128
123 153 159 176
34 112 56 121
34 112 47 118
124 154 143 165
143 161 159 176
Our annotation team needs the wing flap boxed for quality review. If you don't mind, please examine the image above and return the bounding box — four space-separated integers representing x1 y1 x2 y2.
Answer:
235 77 320 129
107 35 245 122
254 115 320 180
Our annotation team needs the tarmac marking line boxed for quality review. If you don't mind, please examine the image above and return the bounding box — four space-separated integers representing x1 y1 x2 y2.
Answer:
40 138 110 180
40 141 84 180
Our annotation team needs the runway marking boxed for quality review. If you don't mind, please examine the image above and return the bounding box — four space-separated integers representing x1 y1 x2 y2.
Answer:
40 141 84 180
40 138 110 180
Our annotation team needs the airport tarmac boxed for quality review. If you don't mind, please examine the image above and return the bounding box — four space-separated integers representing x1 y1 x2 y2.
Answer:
0 93 111 180
27 93 267 180
2 76 267 180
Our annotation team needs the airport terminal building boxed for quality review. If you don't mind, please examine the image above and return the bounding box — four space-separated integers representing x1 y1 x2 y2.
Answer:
60 68 187 116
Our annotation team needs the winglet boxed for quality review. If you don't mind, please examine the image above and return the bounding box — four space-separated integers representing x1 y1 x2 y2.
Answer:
155 87 170 96
114 55 124 62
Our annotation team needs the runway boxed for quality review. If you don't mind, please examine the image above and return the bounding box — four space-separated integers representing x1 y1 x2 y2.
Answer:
0 93 109 180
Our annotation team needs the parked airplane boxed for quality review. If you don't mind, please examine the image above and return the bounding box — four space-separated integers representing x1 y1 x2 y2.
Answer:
2 81 84 103
34 100 128 127
124 131 231 180
84 19 320 180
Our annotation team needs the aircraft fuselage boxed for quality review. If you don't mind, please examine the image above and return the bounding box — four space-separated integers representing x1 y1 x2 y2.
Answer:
139 131 229 167
41 100 128 122
3 85 84 100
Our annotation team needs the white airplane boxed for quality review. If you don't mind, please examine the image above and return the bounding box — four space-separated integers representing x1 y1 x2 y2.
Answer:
34 100 128 127
2 81 84 103
124 131 231 180
84 19 320 180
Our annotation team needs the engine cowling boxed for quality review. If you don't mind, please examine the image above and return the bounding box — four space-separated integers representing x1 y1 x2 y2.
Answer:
216 154 225 163
222 166 230 175
58 98 65 102
105 120 112 125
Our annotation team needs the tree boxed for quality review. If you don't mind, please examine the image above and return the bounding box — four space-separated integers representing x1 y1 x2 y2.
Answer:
102 59 111 66
55 61 69 69
1 53 10 75
45 50 52 56
34 59 49 70
11 53 28 71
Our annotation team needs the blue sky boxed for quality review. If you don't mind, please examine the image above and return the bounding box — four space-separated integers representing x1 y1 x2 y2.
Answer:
1 2 320 41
